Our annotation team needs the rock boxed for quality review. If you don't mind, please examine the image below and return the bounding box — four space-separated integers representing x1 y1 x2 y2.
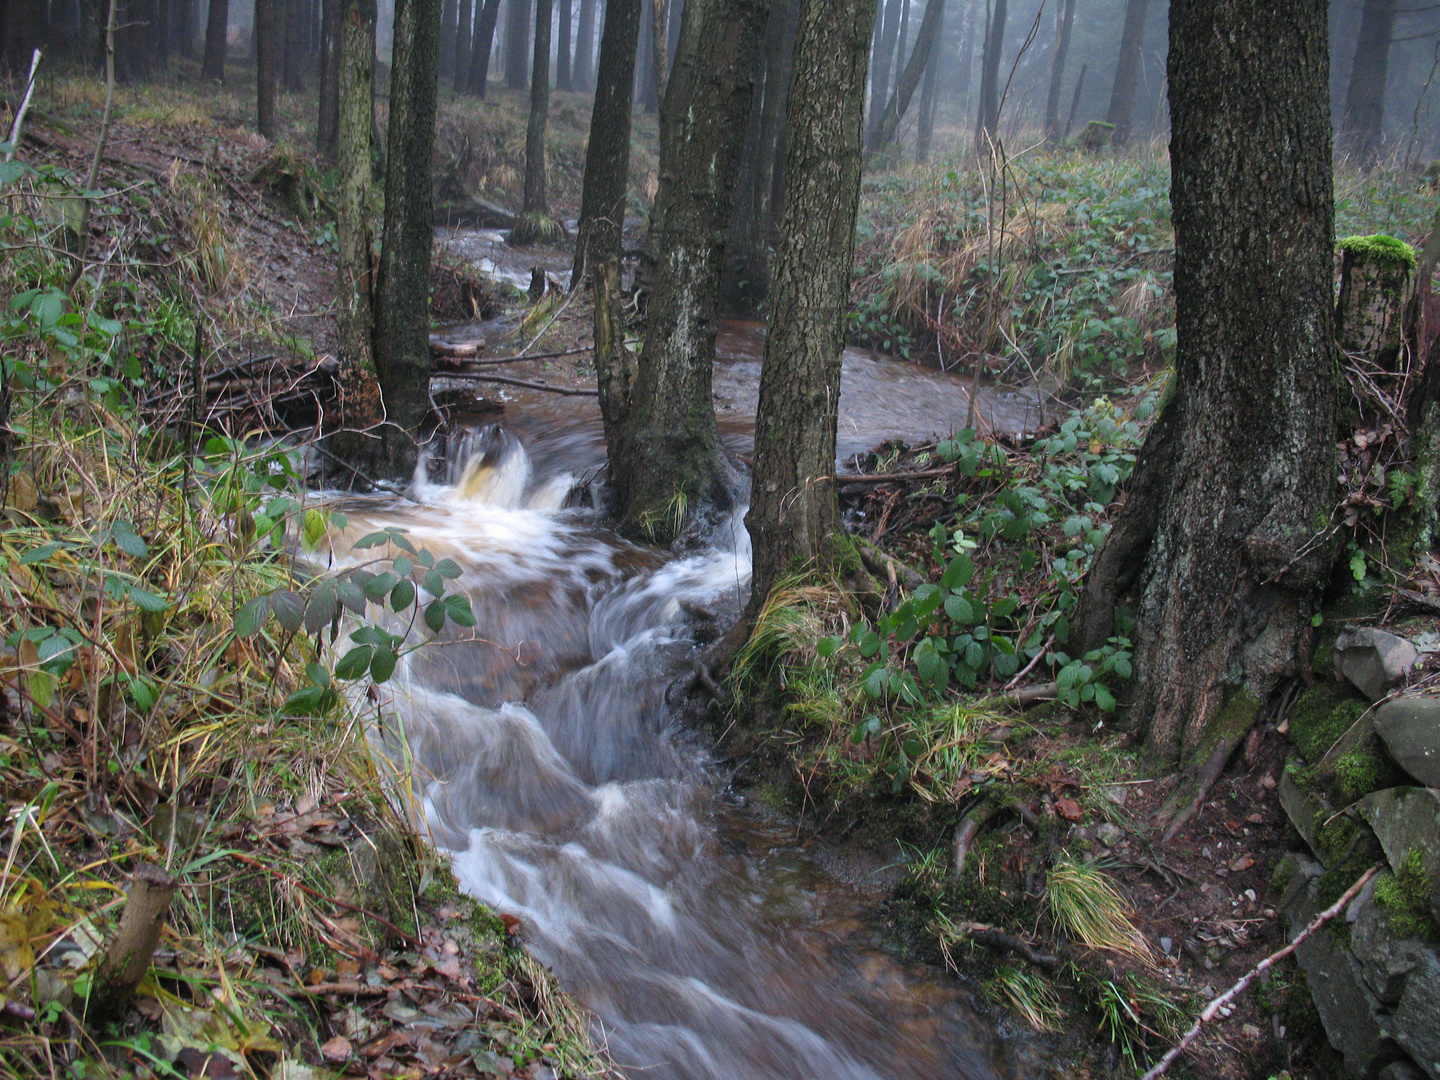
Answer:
1356 787 1440 882
1373 697 1440 788
1378 1061 1429 1080
1335 627 1420 700
1096 822 1124 847
1280 765 1328 859
1351 891 1428 1003
435 195 518 229
1393 950 1440 1079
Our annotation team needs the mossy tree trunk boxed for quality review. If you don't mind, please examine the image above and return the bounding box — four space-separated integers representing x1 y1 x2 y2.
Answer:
569 0 640 284
1073 0 1336 770
610 0 771 542
373 0 440 479
1336 237 1413 371
747 0 874 611
1104 0 1149 147
318 0 340 158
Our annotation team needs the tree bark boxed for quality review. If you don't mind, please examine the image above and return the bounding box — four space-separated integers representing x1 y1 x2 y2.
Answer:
373 0 441 477
202 0 230 79
1105 0 1149 147
570 0 641 284
747 0 874 611
974 0 1005 148
1339 0 1397 169
1043 0 1074 142
256 0 279 137
1074 0 1335 767
454 0 473 88
556 0 572 88
504 0 531 87
510 0 559 242
573 0 598 87
467 0 503 93
318 0 341 156
613 0 771 541
865 0 944 159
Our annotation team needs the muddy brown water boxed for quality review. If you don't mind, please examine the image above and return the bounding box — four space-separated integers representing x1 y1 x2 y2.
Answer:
317 238 1059 1079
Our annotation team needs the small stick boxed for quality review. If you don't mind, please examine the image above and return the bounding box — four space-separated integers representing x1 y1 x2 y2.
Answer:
1140 862 1383 1080
434 371 598 396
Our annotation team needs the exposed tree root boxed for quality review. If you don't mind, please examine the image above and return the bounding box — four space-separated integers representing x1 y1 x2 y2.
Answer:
1154 710 1256 845
950 800 997 878
959 923 1061 969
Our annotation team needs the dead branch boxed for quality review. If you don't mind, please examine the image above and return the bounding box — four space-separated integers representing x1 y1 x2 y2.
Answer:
1140 863 1384 1080
960 922 1061 969
836 465 955 485
89 863 178 1023
433 372 599 396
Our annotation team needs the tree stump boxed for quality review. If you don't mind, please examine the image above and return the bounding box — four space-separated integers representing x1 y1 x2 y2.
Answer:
1336 233 1416 371
89 863 177 1024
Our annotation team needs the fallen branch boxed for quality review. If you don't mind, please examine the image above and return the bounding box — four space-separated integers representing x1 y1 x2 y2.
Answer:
433 372 599 396
1140 862 1384 1080
836 465 954 485
961 923 1061 969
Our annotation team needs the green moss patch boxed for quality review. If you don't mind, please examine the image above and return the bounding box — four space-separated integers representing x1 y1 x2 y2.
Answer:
1336 233 1418 270
1375 848 1440 941
1289 684 1368 763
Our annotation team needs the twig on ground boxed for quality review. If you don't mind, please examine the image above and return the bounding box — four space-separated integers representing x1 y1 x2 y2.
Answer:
1140 862 1384 1080
434 371 598 396
958 922 1061 968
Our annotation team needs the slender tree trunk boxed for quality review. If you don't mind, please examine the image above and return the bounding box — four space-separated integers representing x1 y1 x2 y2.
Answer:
954 0 976 122
866 0 900 141
441 0 457 77
915 11 937 161
637 0 657 111
649 0 668 102
571 0 640 283
319 0 340 157
573 0 597 87
201 0 230 79
974 0 1005 148
1105 0 1149 147
748 0 874 610
891 0 907 98
1042 0 1074 142
334 0 381 473
285 0 309 91
866 0 944 158
613 0 772 541
454 0 472 87
373 0 441 477
1062 59 1085 139
467 0 502 92
504 0 531 86
1339 0 1398 169
1075 0 1335 770
511 0 560 242
256 0 279 137
556 0 571 88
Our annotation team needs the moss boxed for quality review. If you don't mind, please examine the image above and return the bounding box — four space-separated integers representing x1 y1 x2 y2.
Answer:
1374 849 1440 941
1336 233 1418 270
1289 685 1367 762
1331 744 1407 803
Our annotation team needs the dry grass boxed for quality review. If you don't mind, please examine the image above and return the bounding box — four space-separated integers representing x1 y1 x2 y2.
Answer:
1046 855 1154 963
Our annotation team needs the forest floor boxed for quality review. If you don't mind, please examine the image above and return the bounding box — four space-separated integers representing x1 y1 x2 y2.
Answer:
4 60 1437 1080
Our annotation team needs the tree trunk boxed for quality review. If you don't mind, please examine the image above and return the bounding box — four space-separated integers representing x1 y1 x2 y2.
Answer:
556 0 572 88
256 0 279 137
89 865 177 1025
504 0 531 87
441 0 457 77
747 0 874 610
454 0 472 88
865 0 944 159
1042 0 1074 142
333 0 381 475
202 0 230 79
1075 0 1335 769
954 0 976 122
1339 0 1397 170
1105 0 1148 147
285 0 308 91
974 0 1005 148
318 0 341 156
570 0 640 284
510 0 560 242
865 0 900 143
613 0 771 541
914 10 938 162
649 0 668 102
573 0 597 87
373 0 441 478
467 0 502 93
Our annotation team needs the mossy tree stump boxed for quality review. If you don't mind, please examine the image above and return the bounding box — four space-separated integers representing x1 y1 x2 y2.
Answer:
1336 233 1416 371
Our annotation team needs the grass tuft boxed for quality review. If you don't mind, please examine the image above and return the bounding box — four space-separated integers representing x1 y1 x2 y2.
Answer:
1046 855 1153 963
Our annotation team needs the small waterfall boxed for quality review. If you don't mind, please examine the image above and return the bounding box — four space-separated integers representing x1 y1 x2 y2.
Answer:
321 428 1045 1080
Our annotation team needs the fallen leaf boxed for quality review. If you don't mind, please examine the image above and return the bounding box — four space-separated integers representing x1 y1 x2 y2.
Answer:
1055 798 1083 823
1229 854 1256 873
320 1036 352 1064
500 914 521 936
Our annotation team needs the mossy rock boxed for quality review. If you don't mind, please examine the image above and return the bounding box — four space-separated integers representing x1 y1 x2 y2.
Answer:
1289 683 1369 763
1374 849 1440 941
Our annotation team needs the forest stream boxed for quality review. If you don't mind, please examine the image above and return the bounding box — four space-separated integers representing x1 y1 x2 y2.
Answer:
308 295 1059 1079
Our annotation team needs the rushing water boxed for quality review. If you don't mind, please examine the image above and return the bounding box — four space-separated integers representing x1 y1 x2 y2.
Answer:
314 269 1058 1076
